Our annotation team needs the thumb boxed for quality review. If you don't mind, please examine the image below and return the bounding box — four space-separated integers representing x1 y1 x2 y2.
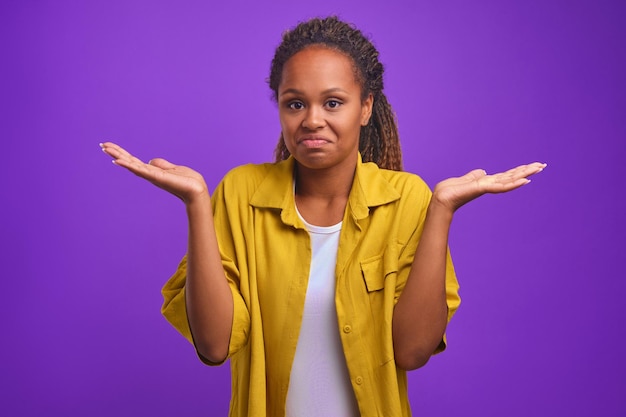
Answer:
149 158 177 170
463 168 487 181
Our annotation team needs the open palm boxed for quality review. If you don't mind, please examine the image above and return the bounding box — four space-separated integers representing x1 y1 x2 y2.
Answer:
433 162 546 212
100 142 208 204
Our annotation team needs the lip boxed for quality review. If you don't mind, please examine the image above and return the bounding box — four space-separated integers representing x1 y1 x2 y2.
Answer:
297 135 331 149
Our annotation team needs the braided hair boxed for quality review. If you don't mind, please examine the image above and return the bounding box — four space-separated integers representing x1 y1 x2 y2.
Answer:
268 16 403 171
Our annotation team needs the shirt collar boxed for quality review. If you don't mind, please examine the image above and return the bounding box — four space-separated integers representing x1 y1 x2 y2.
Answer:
249 154 401 223
348 156 401 220
249 156 299 226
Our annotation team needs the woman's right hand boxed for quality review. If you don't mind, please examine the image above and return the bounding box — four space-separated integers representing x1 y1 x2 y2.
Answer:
100 142 209 204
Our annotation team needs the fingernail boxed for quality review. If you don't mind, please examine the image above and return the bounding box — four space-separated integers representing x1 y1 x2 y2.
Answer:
112 160 118 165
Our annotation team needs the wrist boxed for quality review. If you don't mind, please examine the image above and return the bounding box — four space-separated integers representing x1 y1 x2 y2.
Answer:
185 190 211 212
426 196 455 223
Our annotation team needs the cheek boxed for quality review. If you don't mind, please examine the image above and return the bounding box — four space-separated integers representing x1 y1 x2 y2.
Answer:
342 112 365 134
279 113 301 139
278 115 295 151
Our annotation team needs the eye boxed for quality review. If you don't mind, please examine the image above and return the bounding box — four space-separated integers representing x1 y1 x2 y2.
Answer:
326 100 342 109
287 101 304 110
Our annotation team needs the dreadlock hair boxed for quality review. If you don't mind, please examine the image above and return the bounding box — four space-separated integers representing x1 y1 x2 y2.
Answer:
268 16 403 171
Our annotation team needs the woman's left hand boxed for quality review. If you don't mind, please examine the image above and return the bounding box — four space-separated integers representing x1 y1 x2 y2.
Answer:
432 162 547 213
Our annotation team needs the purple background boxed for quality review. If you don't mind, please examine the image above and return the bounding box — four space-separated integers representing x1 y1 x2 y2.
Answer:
2 0 624 415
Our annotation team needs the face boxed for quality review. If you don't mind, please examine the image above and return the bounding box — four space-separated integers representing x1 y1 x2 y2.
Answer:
277 46 373 172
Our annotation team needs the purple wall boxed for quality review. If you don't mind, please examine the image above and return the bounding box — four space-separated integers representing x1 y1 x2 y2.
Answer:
2 0 624 415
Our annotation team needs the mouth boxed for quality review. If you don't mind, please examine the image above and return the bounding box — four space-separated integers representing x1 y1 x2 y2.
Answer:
298 135 331 149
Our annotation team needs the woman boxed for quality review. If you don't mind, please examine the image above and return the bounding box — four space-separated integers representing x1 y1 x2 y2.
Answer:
101 16 545 417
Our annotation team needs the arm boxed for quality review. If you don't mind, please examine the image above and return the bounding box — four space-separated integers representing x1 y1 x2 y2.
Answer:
392 163 546 370
184 192 234 363
100 142 233 363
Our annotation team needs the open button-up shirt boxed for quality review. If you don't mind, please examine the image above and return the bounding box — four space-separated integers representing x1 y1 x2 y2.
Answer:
161 155 460 417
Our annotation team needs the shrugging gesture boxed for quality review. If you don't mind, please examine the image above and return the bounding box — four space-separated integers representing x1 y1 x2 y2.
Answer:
100 16 549 417
101 140 546 369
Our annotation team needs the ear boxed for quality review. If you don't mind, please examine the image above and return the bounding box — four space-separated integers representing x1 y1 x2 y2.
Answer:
361 93 374 126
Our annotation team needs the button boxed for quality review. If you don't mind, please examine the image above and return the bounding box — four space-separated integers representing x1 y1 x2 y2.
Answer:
355 376 363 385
343 325 352 333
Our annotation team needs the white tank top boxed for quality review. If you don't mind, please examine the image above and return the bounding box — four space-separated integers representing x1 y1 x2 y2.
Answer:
285 211 359 417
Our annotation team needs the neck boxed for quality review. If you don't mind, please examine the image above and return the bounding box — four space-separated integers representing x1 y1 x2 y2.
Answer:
293 155 358 226
294 158 357 199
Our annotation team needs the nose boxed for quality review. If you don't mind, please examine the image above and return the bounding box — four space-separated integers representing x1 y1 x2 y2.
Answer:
302 106 325 130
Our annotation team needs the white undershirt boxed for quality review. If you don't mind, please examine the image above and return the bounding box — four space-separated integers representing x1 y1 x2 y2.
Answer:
285 210 359 417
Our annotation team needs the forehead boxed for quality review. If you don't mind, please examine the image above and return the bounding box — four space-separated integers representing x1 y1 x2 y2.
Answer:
279 46 361 93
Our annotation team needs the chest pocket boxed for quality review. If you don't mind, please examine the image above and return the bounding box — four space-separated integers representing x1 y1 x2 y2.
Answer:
359 245 400 365
360 245 399 292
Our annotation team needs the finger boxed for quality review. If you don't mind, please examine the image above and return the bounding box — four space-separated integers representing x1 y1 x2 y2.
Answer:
100 142 117 158
502 162 547 177
487 163 546 187
100 143 158 178
524 162 547 176
149 158 177 170
476 175 529 194
100 142 131 159
100 143 153 173
100 143 120 161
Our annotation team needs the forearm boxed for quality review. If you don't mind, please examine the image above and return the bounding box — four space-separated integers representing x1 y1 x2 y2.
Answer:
184 194 234 363
392 200 453 370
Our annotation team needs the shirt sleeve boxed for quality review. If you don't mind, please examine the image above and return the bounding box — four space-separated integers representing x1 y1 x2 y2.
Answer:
437 247 461 353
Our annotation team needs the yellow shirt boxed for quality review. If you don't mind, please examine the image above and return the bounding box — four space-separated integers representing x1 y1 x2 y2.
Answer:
161 156 460 417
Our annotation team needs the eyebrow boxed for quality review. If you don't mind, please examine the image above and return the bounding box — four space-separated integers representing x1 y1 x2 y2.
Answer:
279 87 349 97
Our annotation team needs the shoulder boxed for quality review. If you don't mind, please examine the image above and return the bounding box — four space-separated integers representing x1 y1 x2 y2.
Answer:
380 168 430 193
211 163 271 205
221 162 275 184
217 161 284 191
213 159 293 208
362 162 432 200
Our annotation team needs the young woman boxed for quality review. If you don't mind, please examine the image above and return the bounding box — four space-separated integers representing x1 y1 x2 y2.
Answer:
101 16 545 417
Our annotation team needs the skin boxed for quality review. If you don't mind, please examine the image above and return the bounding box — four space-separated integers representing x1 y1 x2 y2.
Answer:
100 45 546 368
278 46 373 225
